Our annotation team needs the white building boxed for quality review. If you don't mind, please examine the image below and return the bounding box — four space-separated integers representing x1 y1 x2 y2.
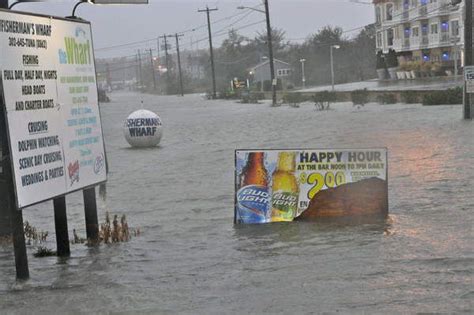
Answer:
374 0 465 66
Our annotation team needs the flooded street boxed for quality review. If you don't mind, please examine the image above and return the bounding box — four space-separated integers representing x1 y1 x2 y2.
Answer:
0 92 473 313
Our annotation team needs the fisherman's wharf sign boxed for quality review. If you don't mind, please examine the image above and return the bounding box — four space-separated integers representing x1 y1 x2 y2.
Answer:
0 9 106 208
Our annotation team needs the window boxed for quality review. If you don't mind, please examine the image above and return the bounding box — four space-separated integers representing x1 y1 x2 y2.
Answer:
423 53 430 61
404 0 409 9
442 51 450 61
376 7 382 24
386 4 393 21
404 27 411 38
431 23 438 34
422 24 429 36
451 20 459 36
377 32 383 47
387 29 394 46
277 69 290 76
441 21 449 32
412 27 419 37
420 0 427 5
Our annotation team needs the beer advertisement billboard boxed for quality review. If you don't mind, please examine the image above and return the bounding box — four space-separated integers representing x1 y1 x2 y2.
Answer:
235 149 388 224
0 10 106 209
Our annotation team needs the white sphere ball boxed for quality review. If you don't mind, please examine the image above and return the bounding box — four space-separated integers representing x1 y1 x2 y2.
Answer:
123 109 163 147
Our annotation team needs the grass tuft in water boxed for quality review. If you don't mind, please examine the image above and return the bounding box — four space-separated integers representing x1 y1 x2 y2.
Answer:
33 246 56 257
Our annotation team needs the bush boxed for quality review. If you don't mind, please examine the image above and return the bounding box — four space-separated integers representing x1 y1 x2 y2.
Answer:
401 91 420 104
351 89 369 106
252 92 265 100
217 89 238 100
241 91 262 104
376 93 397 105
283 92 306 107
385 48 398 68
312 91 337 110
422 87 463 105
376 51 386 70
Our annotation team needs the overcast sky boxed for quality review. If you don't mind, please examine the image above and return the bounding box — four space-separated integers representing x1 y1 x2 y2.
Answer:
15 0 374 58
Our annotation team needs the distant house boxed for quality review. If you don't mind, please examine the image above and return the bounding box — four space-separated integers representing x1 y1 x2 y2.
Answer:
249 59 293 90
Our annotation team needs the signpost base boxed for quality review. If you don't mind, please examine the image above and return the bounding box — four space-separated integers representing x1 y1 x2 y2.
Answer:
0 179 12 236
53 196 70 257
10 206 29 280
83 187 99 243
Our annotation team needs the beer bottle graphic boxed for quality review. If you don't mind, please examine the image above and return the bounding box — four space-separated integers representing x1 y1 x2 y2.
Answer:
271 152 299 222
236 152 270 224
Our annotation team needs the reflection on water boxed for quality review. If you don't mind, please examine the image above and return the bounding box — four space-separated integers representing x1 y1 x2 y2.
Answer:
0 93 472 313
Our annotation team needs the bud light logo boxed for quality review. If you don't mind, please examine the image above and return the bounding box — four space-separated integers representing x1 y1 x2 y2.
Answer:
236 185 270 224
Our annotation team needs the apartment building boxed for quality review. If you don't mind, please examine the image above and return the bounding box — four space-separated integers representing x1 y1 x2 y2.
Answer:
374 0 465 66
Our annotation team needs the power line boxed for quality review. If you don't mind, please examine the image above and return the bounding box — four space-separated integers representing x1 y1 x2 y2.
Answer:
94 5 263 52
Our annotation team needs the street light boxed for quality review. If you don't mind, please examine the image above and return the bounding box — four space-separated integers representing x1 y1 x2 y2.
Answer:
300 58 306 89
330 45 340 91
238 1 277 106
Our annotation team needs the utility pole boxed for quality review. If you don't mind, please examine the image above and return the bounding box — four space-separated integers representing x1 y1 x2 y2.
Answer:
198 6 218 99
160 34 171 94
105 63 111 88
149 49 157 91
135 53 140 90
463 0 472 119
264 0 277 106
138 49 143 90
175 33 184 96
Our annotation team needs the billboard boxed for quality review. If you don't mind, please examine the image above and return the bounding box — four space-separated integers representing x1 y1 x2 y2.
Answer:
0 10 106 209
235 149 388 224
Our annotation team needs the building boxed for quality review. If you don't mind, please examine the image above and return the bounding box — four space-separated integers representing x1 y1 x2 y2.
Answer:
249 59 293 90
374 0 465 67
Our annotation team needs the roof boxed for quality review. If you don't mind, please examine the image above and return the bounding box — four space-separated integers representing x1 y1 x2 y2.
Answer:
250 58 291 70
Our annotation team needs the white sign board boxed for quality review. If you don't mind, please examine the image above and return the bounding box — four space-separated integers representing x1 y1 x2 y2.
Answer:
465 65 474 94
0 10 107 209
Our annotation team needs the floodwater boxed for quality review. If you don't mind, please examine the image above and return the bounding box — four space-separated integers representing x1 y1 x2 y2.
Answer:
1 92 473 314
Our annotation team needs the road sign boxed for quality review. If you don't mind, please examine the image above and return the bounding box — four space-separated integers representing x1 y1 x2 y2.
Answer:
465 66 474 93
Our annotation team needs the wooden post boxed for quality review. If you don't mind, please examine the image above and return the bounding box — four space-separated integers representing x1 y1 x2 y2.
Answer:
53 196 70 256
83 187 99 243
0 103 29 280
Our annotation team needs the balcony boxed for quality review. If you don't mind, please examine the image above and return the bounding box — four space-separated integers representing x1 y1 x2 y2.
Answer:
401 10 409 22
419 5 428 16
437 0 451 14
429 34 440 45
410 37 421 49
402 38 410 50
420 36 429 48
440 32 450 44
